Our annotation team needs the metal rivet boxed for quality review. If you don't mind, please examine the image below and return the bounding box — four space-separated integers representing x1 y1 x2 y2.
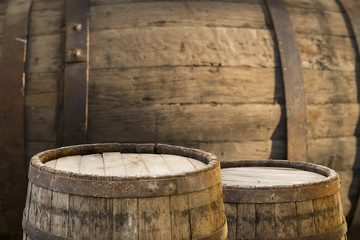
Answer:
72 49 82 58
168 183 176 192
148 185 157 193
73 23 82 31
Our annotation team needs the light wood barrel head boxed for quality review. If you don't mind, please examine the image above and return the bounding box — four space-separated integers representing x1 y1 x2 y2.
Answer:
221 167 326 188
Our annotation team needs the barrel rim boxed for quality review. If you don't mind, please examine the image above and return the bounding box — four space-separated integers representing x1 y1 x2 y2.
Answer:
30 143 219 181
221 160 340 203
221 159 338 189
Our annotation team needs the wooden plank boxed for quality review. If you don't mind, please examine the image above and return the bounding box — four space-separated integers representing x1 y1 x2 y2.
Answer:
89 198 113 239
296 200 315 236
224 203 237 239
307 103 359 138
313 195 338 233
289 7 350 37
68 195 91 239
284 0 342 11
25 72 60 107
28 184 40 226
297 34 356 71
140 154 171 176
90 27 277 69
187 157 207 169
255 203 276 238
27 34 63 74
188 189 216 238
139 196 171 239
89 67 284 106
80 154 105 175
56 155 81 173
44 159 57 168
113 198 138 240
25 106 58 142
161 154 196 174
103 152 126 177
122 154 149 177
208 184 226 230
87 104 286 143
90 2 269 30
274 202 298 238
24 182 33 221
31 0 64 11
237 203 255 238
303 69 357 104
193 139 286 161
169 194 191 239
307 136 360 171
91 0 263 6
35 188 52 232
50 192 69 236
29 8 63 36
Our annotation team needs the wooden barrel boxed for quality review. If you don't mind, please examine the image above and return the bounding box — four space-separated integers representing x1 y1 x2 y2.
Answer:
1 0 360 238
221 160 347 239
22 143 227 239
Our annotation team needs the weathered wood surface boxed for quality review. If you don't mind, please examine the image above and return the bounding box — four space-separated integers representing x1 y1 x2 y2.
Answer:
23 145 226 239
221 167 325 187
45 153 206 176
222 161 347 239
16 0 360 231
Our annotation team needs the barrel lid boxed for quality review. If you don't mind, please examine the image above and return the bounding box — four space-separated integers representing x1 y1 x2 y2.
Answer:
28 143 221 198
221 166 326 188
220 160 340 203
43 152 207 178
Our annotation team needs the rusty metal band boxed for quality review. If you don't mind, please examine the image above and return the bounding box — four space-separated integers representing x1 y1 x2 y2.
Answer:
23 217 70 240
265 0 308 162
28 162 221 198
23 217 227 240
0 0 32 238
62 0 89 145
195 221 227 240
227 222 347 240
337 0 360 237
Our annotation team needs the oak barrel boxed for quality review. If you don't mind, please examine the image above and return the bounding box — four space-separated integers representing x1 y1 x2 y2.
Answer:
221 160 347 239
22 143 227 239
1 0 360 238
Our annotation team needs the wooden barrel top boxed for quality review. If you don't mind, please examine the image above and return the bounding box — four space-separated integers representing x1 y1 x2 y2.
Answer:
221 160 340 203
44 153 207 177
28 143 221 198
221 166 326 187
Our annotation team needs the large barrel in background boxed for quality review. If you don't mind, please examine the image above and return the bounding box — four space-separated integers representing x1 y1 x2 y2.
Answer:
0 0 360 238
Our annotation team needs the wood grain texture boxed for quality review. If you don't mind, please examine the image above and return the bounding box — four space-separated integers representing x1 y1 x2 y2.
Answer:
88 103 286 143
90 2 269 30
275 202 298 237
255 203 276 238
169 194 191 239
224 203 237 239
89 67 284 105
103 152 126 176
50 192 69 236
90 27 278 69
113 198 138 240
296 200 316 236
138 196 171 239
188 188 216 238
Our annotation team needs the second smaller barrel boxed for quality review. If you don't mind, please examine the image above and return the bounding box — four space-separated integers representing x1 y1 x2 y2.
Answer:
221 160 347 240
